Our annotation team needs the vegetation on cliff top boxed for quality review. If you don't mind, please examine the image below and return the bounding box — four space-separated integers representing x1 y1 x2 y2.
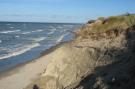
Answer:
76 14 135 39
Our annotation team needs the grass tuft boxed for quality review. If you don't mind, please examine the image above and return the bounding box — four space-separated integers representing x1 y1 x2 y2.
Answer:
76 14 135 39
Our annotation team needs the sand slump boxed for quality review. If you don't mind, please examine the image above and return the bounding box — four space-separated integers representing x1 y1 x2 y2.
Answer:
0 43 40 60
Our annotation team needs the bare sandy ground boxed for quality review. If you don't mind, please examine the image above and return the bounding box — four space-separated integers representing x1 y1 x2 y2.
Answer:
0 52 52 89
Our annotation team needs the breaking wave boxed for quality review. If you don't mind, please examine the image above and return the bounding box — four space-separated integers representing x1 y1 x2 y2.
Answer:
9 27 14 28
32 37 46 42
0 30 21 34
0 40 2 43
31 29 43 33
0 43 40 60
56 33 68 43
22 29 43 34
22 32 31 34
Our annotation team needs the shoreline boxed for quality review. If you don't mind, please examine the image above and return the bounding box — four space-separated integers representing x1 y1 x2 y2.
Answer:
0 41 70 89
0 41 68 76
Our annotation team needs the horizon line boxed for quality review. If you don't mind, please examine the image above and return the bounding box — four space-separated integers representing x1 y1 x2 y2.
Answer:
0 20 84 24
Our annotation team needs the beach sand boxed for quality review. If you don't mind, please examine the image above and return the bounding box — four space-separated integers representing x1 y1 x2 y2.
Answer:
0 42 67 89
0 50 53 89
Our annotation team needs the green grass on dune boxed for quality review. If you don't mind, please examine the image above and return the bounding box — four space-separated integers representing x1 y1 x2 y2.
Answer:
76 14 135 38
92 14 135 32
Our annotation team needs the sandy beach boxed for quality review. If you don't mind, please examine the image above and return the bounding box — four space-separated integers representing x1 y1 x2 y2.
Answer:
0 50 53 89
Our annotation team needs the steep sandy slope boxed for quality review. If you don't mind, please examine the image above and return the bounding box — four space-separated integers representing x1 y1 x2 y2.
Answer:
26 14 135 89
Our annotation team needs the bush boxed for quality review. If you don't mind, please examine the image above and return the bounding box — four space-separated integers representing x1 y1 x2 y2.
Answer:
87 20 95 24
98 17 105 21
126 15 135 28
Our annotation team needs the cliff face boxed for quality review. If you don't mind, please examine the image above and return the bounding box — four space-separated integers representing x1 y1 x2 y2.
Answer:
26 14 135 89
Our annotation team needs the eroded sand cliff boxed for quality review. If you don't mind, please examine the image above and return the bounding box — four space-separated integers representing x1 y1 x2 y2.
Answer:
26 14 135 89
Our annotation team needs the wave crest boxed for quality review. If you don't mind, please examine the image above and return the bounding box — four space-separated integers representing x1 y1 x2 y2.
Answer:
0 30 20 34
56 33 68 43
0 43 40 60
32 37 46 42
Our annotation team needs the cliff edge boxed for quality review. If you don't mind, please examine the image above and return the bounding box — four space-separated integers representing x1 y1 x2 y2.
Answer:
26 14 135 89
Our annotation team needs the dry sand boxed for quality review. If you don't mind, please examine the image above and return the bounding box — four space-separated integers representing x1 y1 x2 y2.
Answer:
0 52 52 89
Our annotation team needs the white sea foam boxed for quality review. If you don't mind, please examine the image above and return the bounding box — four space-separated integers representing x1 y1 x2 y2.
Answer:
63 25 73 27
15 35 20 38
32 37 46 42
22 32 31 34
47 30 55 35
0 43 40 60
0 30 21 34
0 47 7 50
31 29 43 33
49 26 55 29
47 28 56 35
57 26 63 29
56 33 68 43
9 27 14 28
22 29 43 34
6 24 11 25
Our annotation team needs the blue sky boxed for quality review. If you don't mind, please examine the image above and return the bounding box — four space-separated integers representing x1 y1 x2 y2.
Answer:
0 0 135 23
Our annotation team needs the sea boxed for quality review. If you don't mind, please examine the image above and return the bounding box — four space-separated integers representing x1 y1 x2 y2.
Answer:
0 22 82 72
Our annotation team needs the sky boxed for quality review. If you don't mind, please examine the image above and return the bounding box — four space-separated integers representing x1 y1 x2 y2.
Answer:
0 0 135 23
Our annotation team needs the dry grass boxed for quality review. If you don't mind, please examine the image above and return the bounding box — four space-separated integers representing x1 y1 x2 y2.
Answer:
76 14 135 39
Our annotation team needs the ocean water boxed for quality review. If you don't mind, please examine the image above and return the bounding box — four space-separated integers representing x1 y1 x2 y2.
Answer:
0 22 82 72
